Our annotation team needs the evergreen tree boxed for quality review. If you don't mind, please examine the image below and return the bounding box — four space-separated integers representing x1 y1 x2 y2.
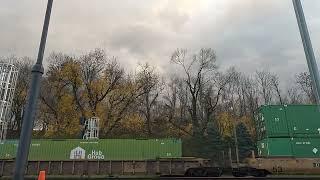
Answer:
207 122 224 151
236 122 254 160
183 122 225 164
206 122 225 163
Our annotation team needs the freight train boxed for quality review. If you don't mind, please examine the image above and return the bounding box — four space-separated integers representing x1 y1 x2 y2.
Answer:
0 138 214 177
1 104 320 177
241 104 320 177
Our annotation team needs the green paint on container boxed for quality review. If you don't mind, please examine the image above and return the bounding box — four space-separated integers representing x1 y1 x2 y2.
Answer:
291 137 320 157
255 105 289 139
0 138 182 161
285 105 320 136
255 105 320 139
258 137 320 158
257 138 293 157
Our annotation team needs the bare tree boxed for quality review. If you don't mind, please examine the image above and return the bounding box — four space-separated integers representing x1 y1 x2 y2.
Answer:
255 70 274 104
171 48 217 137
296 72 316 104
241 75 259 117
270 74 283 105
162 77 192 136
199 68 237 134
136 63 163 135
286 86 303 104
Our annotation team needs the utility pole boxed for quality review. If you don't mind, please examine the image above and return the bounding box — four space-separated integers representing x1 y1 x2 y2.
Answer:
232 117 240 166
293 0 320 105
13 0 53 179
230 107 240 166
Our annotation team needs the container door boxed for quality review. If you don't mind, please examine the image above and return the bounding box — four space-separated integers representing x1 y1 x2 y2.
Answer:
264 106 289 137
267 138 293 157
286 105 320 136
292 137 320 158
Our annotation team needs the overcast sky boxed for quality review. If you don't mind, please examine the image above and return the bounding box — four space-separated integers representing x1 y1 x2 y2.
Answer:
1 0 320 85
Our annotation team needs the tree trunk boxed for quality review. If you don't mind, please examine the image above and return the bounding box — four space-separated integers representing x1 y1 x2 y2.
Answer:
191 97 200 137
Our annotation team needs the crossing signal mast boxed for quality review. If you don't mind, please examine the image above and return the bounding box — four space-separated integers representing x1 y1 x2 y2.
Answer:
0 61 19 142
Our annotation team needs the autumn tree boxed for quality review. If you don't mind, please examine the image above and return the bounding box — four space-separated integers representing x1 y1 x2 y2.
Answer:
39 54 81 138
216 112 234 142
102 75 147 137
78 49 124 117
4 57 33 138
38 50 149 138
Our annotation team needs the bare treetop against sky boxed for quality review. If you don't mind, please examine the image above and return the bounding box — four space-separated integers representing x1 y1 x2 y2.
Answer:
1 0 320 82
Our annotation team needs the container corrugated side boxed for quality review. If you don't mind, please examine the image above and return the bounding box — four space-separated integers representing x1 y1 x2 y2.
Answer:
256 105 290 139
285 105 320 137
258 137 320 158
0 140 17 159
257 138 293 157
291 137 320 157
0 138 182 161
256 105 320 139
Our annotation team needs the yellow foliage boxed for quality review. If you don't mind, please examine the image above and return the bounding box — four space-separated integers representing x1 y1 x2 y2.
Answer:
216 112 234 139
122 114 144 133
43 92 81 138
165 123 192 137
239 115 256 139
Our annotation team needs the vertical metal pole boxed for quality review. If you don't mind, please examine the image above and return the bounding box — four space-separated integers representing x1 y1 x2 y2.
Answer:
221 150 225 167
233 119 240 166
293 0 320 105
230 107 240 166
228 147 232 167
13 0 53 179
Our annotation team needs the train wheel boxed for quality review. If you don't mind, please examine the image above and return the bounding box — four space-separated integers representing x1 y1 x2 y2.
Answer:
232 168 248 177
232 172 246 177
185 168 208 177
252 170 268 177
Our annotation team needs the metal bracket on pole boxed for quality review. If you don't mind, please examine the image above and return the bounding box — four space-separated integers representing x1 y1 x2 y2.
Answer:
292 0 320 105
13 0 53 179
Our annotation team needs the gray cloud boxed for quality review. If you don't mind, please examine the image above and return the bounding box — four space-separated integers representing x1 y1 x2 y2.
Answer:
0 0 319 86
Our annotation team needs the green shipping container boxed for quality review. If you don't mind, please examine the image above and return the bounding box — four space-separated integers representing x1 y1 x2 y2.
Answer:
255 105 290 139
258 137 320 158
0 138 182 161
291 137 320 157
257 138 293 157
285 105 320 136
255 105 320 139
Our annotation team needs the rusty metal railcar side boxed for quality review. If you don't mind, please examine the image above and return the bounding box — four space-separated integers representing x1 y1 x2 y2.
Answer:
0 158 209 177
247 157 320 175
